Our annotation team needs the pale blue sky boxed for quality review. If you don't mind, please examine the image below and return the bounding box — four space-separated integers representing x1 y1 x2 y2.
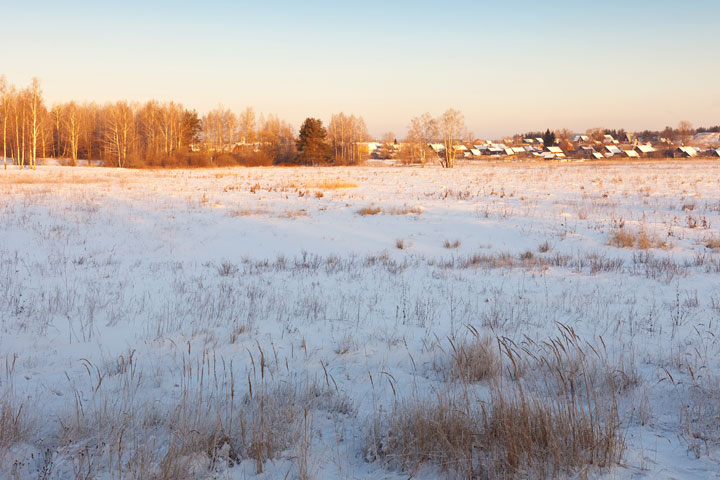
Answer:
2 0 719 138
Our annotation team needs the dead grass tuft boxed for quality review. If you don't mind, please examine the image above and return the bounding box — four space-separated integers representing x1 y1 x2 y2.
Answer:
705 235 720 249
0 398 30 450
608 227 669 250
448 335 501 383
358 206 382 216
443 239 461 249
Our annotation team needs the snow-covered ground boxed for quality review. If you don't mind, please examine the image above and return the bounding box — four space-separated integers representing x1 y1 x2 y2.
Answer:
1 161 720 479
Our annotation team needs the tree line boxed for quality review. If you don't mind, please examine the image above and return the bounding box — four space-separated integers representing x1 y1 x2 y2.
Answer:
0 77 478 169
0 77 380 169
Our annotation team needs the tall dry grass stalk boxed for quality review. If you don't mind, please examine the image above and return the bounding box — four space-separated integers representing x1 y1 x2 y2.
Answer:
367 325 625 478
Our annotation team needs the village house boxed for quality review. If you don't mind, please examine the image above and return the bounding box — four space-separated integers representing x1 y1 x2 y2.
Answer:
675 146 699 158
605 145 622 156
634 144 656 157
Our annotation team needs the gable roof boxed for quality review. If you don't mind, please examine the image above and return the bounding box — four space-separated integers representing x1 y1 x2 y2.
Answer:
677 146 698 157
635 144 655 153
605 145 622 154
624 150 640 158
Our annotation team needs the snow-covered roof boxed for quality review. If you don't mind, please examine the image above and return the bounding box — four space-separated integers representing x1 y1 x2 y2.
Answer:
504 148 515 156
624 150 640 158
635 145 655 154
469 148 482 156
429 143 445 152
574 135 590 142
606 145 622 155
678 146 698 157
512 147 526 154
592 152 604 159
693 132 720 144
547 146 564 154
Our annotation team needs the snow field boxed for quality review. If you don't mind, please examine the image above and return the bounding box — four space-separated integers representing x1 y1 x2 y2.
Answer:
1 161 720 479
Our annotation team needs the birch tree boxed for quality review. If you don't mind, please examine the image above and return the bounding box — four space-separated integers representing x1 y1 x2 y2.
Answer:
29 78 43 169
104 101 135 167
64 102 81 166
406 112 439 164
438 109 466 168
0 76 7 169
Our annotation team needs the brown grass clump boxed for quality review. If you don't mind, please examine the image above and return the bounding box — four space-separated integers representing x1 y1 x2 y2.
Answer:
444 239 461 249
358 206 381 216
0 399 29 450
706 235 720 249
609 227 669 249
448 335 501 383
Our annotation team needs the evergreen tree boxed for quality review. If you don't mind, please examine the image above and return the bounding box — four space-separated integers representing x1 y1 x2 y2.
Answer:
296 117 331 165
542 129 556 146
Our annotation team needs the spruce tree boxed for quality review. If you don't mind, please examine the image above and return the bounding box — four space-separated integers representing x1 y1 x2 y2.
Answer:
542 129 556 146
296 118 331 165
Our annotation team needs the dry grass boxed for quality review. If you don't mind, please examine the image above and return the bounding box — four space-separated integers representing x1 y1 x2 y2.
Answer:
387 205 423 215
608 227 669 249
705 235 720 249
0 173 114 185
358 206 382 216
357 205 423 216
0 399 29 450
367 327 624 478
443 239 461 249
448 334 501 383
305 179 358 190
229 207 308 219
